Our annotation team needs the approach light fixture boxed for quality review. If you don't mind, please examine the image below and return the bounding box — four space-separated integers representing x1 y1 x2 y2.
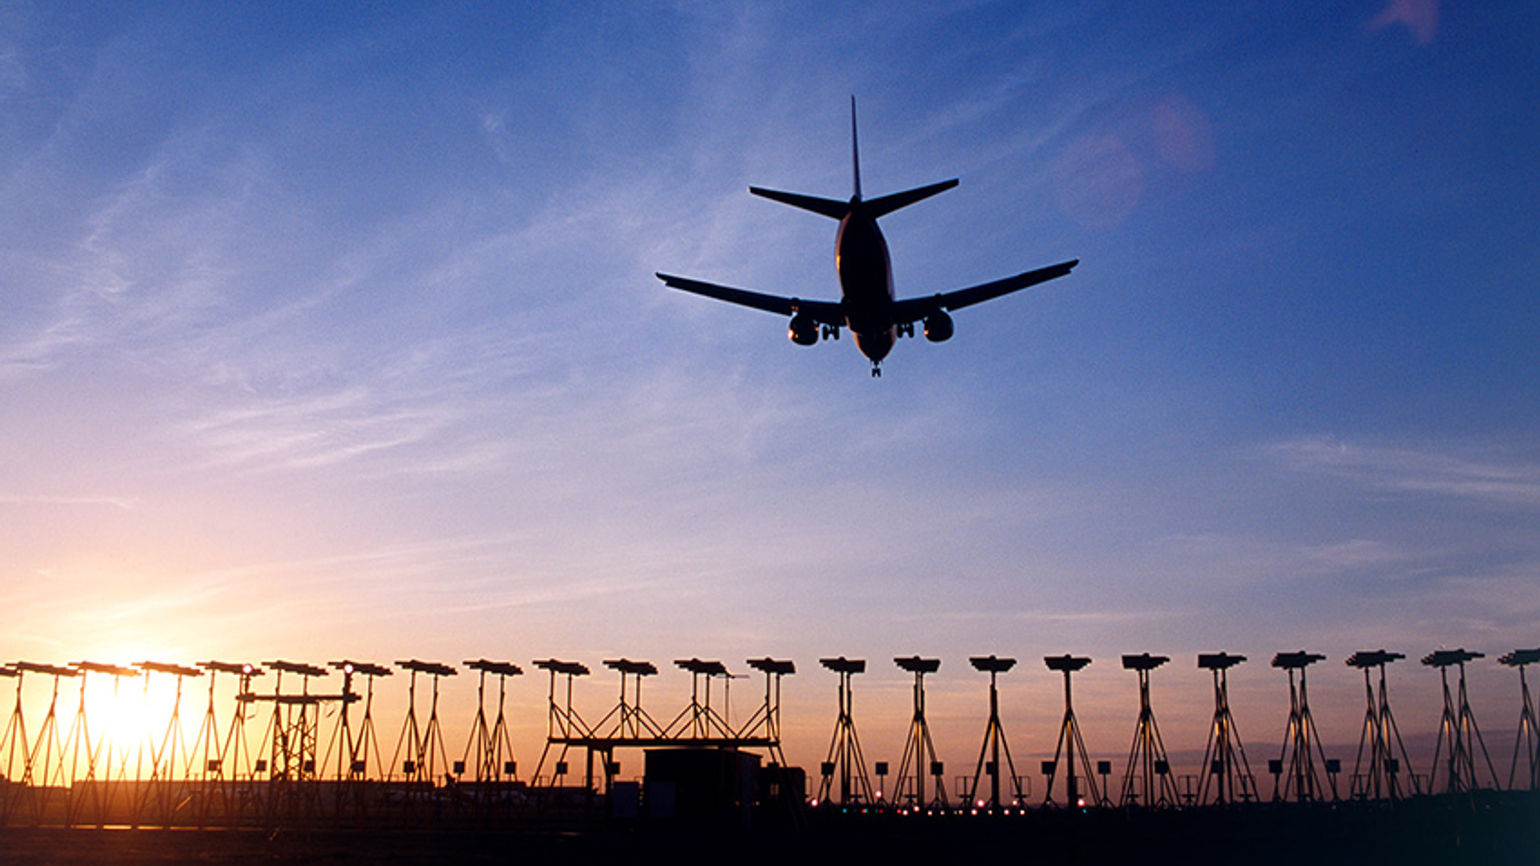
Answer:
1121 653 1170 671
1345 650 1405 669
820 657 866 675
329 660 392 677
746 658 796 675
1198 652 1246 670
894 656 941 674
1422 649 1484 668
969 655 1017 673
1044 654 1091 673
465 660 523 677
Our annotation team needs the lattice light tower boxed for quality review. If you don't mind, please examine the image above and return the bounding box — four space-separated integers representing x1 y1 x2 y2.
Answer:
1042 654 1099 808
68 662 140 828
59 663 96 824
216 662 264 788
966 655 1024 811
594 659 661 741
318 660 385 819
1120 653 1179 808
532 658 591 787
325 661 390 783
891 656 947 812
462 660 522 786
667 658 737 740
257 661 334 783
131 661 204 827
1423 649 1499 793
1499 648 1540 791
816 657 874 807
193 662 262 825
1270 651 1337 802
742 658 795 768
0 666 21 825
1345 650 1417 800
1196 652 1257 805
16 663 77 791
391 660 457 788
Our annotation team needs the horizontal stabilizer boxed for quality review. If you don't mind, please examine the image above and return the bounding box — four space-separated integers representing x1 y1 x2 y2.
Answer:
864 178 958 219
748 186 850 220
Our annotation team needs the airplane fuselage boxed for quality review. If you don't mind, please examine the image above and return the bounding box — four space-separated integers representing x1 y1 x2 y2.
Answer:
835 204 896 363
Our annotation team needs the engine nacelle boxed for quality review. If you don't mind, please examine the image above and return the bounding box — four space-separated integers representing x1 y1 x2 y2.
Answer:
923 310 954 343
788 312 819 346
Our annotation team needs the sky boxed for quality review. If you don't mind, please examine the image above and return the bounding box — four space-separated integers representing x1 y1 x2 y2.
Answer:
2 1 1538 784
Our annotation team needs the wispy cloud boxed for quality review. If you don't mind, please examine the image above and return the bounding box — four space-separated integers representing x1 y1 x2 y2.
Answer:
0 493 138 510
1154 532 1427 583
1265 437 1540 507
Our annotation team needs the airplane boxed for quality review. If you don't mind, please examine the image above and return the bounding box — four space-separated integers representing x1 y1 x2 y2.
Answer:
656 99 1078 377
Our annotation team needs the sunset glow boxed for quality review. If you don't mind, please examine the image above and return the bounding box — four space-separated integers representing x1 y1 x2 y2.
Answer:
2 2 1536 783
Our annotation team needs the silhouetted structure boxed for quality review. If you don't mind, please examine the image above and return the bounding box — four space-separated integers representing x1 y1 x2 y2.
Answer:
1423 649 1499 793
816 657 874 806
68 662 139 826
666 659 736 740
595 659 664 741
0 665 22 824
890 656 946 811
324 659 388 816
131 662 203 827
1196 652 1257 805
1499 648 1540 791
741 658 795 768
7 644 1540 834
1041 655 1099 807
15 663 77 824
966 655 1024 810
188 662 246 826
217 661 265 823
1120 653 1178 808
390 660 455 795
58 664 95 826
532 659 591 787
1271 651 1336 802
244 660 354 822
461 660 522 792
1345 651 1418 800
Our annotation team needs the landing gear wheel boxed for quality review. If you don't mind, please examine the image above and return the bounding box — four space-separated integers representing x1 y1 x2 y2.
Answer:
871 364 882 378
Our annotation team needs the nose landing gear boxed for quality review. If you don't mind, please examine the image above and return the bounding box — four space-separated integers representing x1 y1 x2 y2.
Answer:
871 363 882 378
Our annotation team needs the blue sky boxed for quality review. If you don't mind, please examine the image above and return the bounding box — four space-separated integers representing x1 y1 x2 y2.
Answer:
2 2 1537 773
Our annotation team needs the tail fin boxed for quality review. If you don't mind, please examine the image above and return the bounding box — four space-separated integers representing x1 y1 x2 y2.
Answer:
851 95 862 201
849 95 957 218
747 97 957 220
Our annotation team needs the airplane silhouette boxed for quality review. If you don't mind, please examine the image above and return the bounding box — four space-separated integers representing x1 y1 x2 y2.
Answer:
657 99 1078 377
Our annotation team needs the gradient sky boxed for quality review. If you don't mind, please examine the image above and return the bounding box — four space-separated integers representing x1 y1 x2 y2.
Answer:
3 2 1538 779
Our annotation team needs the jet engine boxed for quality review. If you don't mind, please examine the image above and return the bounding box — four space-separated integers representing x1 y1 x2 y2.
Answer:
788 312 819 346
923 310 954 342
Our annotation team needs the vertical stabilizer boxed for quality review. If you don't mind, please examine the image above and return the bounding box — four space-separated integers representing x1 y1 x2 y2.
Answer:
850 95 862 202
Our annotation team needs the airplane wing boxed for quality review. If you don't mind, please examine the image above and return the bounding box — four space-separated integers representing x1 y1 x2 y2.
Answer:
891 259 1078 324
655 273 844 322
